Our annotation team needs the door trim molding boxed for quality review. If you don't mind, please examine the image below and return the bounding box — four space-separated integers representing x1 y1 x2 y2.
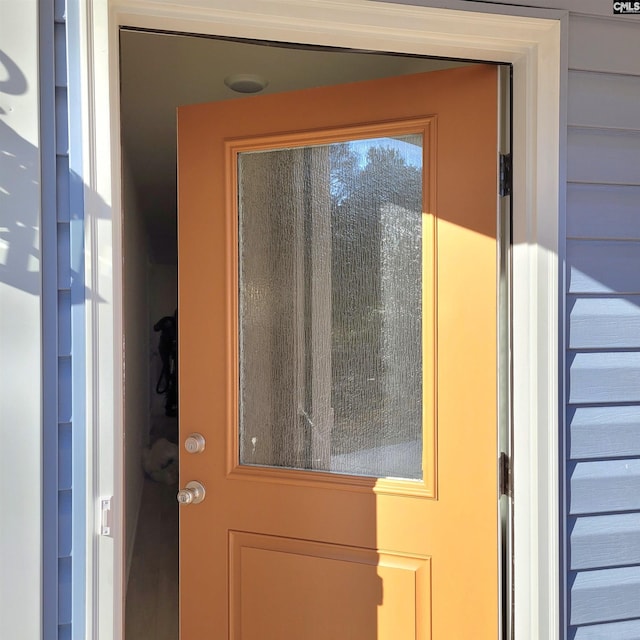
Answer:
76 1 565 638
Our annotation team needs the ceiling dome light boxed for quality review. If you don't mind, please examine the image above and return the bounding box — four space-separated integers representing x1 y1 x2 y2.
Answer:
224 74 269 94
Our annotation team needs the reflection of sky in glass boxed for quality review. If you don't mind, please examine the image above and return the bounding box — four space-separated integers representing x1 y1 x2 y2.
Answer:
348 135 423 168
326 134 423 203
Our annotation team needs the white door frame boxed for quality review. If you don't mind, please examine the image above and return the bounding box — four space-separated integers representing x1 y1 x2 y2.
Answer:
75 1 565 638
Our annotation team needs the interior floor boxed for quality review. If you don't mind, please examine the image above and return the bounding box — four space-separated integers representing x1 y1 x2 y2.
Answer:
125 478 179 640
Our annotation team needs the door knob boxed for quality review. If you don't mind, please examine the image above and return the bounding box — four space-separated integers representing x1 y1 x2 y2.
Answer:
177 480 206 505
184 432 206 454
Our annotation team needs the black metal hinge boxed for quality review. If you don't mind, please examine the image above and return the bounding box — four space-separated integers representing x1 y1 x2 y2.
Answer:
499 153 512 197
499 452 512 497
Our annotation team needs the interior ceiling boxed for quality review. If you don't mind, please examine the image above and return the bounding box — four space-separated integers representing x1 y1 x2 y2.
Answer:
119 29 470 263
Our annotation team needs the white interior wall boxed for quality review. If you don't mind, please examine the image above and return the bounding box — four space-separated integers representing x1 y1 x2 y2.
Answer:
122 150 151 585
122 151 178 588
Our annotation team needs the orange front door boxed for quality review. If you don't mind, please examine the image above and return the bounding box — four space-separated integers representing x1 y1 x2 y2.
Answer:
177 65 498 639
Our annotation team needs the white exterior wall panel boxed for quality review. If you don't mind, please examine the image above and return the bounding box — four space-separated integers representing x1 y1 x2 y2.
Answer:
0 2 43 639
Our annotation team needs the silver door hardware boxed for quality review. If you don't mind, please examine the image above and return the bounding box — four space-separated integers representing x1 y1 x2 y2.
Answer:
177 480 206 505
100 497 113 536
184 432 206 454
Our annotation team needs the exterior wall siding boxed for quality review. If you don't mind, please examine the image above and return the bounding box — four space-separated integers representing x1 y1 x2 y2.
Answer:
42 1 85 638
565 15 640 640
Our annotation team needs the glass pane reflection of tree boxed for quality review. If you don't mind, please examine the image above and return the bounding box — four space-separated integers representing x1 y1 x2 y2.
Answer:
239 135 423 480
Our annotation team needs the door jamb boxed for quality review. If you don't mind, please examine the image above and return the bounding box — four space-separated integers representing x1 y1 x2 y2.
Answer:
75 2 566 639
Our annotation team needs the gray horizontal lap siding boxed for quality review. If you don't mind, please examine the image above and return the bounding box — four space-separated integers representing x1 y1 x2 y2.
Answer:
42 0 80 638
566 15 640 640
56 7 74 637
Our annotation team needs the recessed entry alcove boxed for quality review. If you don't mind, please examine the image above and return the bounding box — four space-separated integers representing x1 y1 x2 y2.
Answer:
119 28 475 638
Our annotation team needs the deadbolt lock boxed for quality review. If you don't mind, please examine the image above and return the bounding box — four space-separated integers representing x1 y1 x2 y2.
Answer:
184 432 206 454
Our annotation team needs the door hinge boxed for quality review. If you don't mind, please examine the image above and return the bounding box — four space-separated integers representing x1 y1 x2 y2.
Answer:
499 452 512 497
499 153 512 197
100 496 113 537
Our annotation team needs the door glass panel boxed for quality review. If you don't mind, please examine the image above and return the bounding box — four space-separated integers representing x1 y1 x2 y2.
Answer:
238 134 423 480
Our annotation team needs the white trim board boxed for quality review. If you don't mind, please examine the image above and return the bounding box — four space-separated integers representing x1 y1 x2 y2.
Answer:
77 1 564 638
